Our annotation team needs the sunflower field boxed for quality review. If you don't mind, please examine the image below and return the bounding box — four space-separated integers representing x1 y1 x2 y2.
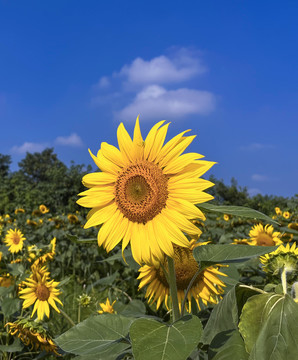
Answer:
0 119 298 360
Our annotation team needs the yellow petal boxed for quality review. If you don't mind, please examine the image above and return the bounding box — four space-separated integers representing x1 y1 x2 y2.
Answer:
84 202 117 228
144 121 166 159
163 152 204 174
148 123 170 163
133 115 144 161
89 149 120 175
117 122 134 163
82 172 116 188
101 142 128 168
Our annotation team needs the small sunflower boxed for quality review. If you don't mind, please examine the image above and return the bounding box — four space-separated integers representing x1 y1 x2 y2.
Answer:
4 228 26 253
248 224 282 246
77 116 215 265
138 241 227 312
283 211 291 219
223 214 230 221
275 207 282 216
67 214 79 224
6 318 60 355
260 242 298 282
15 208 25 214
39 205 49 214
19 269 62 320
288 222 298 231
98 298 116 314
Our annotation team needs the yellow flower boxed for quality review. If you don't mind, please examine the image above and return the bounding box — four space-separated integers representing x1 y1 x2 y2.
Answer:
19 269 62 320
6 319 60 356
4 228 26 253
223 214 230 221
0 274 14 287
32 238 56 266
283 211 291 219
0 251 2 261
67 214 79 224
98 298 116 314
288 222 298 231
232 239 250 245
39 205 49 214
138 241 227 312
15 208 25 214
77 116 215 265
248 224 282 246
27 219 38 226
275 207 282 216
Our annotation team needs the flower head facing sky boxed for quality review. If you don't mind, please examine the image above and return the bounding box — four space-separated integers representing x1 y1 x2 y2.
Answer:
77 116 215 264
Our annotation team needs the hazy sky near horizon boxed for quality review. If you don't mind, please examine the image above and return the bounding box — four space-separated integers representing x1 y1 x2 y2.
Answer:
1 1 297 197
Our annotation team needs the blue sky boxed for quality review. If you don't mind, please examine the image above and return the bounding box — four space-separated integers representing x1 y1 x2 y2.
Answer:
0 1 297 197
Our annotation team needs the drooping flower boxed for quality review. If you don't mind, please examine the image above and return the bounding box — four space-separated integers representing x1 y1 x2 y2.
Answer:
98 298 116 314
19 268 62 320
260 242 298 282
4 228 26 253
138 241 227 312
248 224 282 246
32 238 56 266
6 318 60 356
77 117 215 264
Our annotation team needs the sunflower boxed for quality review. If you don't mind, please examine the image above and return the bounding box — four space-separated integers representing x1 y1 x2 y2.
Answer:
248 224 282 246
232 239 250 245
77 116 215 265
275 207 282 216
39 204 49 214
98 298 116 314
260 243 298 282
138 241 227 312
32 238 56 266
283 211 291 219
223 214 230 221
288 222 298 231
4 228 26 253
19 269 62 320
15 208 25 214
6 318 60 356
67 214 79 224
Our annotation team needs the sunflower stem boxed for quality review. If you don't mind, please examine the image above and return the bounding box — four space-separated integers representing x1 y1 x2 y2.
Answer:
281 266 288 295
167 256 180 322
59 308 76 327
181 269 200 317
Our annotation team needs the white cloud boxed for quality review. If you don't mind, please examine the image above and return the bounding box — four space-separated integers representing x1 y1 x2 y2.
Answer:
55 133 83 147
116 85 215 121
11 142 48 154
240 143 274 151
251 174 268 182
115 48 206 85
248 188 262 197
95 76 110 89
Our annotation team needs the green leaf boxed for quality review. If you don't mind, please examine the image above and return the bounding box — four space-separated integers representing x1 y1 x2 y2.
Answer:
55 314 133 358
239 294 298 359
1 298 21 317
193 244 277 264
211 330 249 360
197 203 279 225
130 315 202 360
7 263 25 276
279 226 298 236
67 234 97 244
115 300 146 317
201 285 263 345
0 338 23 353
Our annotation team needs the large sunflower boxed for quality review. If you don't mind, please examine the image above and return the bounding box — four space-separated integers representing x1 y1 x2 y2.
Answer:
4 228 26 253
19 268 62 320
77 117 215 264
138 241 227 312
248 224 282 246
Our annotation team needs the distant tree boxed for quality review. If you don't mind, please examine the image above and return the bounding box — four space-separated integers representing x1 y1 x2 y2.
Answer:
0 154 11 177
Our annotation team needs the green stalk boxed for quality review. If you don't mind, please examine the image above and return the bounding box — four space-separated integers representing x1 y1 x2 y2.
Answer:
59 308 76 327
166 256 180 322
281 266 288 295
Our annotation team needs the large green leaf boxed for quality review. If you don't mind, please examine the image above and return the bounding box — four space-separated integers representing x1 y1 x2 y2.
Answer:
115 300 146 317
130 315 202 360
0 338 23 353
193 244 277 264
201 285 262 345
197 203 279 225
55 314 133 358
239 293 298 360
211 330 249 360
1 298 21 317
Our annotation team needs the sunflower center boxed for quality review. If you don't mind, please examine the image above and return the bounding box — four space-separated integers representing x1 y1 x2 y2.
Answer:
12 235 21 245
257 233 275 246
156 247 199 291
115 161 168 223
35 284 50 301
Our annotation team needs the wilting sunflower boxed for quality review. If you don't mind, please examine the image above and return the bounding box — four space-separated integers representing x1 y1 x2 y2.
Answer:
6 318 60 356
98 298 116 314
4 228 26 253
138 241 227 312
260 243 298 282
77 117 215 264
248 224 282 246
19 269 62 320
